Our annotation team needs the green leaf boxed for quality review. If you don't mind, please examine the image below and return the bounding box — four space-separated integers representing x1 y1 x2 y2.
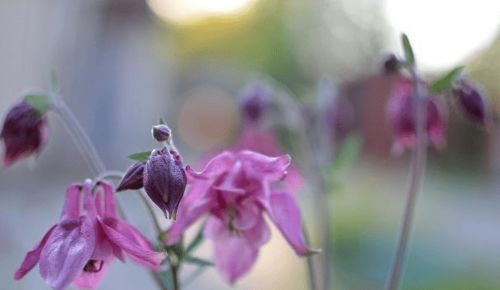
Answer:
334 134 362 172
128 151 151 162
159 118 165 125
184 256 213 267
185 225 205 254
401 33 415 65
24 95 50 116
49 71 59 93
430 66 464 92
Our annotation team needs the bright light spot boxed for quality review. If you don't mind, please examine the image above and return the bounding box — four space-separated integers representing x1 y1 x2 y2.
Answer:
385 0 500 71
147 0 258 24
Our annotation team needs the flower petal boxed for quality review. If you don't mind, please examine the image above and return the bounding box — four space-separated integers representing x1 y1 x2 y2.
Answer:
14 225 56 280
267 191 309 256
205 217 258 284
72 259 111 289
39 217 96 290
187 151 235 179
243 216 270 248
61 183 82 219
238 150 291 181
166 183 213 244
100 218 164 270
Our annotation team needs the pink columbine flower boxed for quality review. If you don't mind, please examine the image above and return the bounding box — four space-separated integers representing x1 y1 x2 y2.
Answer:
1 100 47 167
166 150 311 283
387 79 447 154
14 180 165 290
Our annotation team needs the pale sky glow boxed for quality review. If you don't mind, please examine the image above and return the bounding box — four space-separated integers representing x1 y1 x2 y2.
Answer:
385 0 500 71
147 0 258 24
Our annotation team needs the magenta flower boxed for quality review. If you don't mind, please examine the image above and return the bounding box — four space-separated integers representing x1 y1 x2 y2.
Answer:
387 79 447 154
14 180 165 290
166 150 311 283
1 101 47 167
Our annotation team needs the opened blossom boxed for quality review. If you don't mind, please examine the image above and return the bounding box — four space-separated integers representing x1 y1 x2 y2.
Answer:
1 100 47 167
14 179 164 290
387 78 447 154
166 150 311 283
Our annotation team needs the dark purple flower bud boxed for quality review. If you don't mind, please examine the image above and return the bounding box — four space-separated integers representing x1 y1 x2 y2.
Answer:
1 101 47 167
382 53 400 75
387 79 447 154
116 162 145 191
452 80 487 125
152 124 171 142
143 149 187 219
240 85 269 123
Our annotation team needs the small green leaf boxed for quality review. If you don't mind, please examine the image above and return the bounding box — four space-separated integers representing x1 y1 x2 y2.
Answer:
334 134 362 172
49 71 59 93
159 118 165 125
24 95 50 116
401 33 415 65
128 151 151 162
185 225 205 254
430 66 464 92
184 256 213 267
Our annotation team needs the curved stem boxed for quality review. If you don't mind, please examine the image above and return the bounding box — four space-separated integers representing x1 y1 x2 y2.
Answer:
51 97 105 175
385 66 427 290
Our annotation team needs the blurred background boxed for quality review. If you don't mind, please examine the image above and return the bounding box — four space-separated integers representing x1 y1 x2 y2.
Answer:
1 0 500 289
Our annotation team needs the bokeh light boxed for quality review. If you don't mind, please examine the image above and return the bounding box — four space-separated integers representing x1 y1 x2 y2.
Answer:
147 0 259 24
385 0 500 71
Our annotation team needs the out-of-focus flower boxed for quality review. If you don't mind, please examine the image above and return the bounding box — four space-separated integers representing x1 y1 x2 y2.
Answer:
14 180 164 290
143 148 187 219
1 101 47 167
382 53 401 75
239 84 269 123
452 79 487 125
320 83 354 142
166 150 311 283
387 79 447 154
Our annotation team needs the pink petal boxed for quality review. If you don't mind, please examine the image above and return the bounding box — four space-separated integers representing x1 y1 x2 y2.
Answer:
99 180 117 218
238 150 291 181
205 217 258 284
14 225 56 280
61 183 82 219
243 216 271 248
39 184 97 290
267 191 309 256
187 151 235 179
166 182 214 244
100 218 164 270
72 259 110 289
232 200 261 231
39 217 96 290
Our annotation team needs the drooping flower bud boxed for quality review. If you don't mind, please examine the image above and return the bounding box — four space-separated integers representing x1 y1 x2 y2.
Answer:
151 124 171 142
143 148 187 219
116 162 145 191
1 100 48 167
382 53 401 75
240 85 269 123
387 79 447 154
452 80 487 125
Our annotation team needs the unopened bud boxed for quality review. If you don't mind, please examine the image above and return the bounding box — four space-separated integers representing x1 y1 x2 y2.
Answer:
452 80 487 125
382 53 400 75
116 162 145 191
152 124 171 142
240 85 269 123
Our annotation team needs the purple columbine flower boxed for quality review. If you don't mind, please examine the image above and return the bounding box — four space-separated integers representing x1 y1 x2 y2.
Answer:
116 162 145 191
387 79 447 154
166 150 312 283
452 79 487 125
14 180 164 290
1 101 47 167
143 148 187 219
